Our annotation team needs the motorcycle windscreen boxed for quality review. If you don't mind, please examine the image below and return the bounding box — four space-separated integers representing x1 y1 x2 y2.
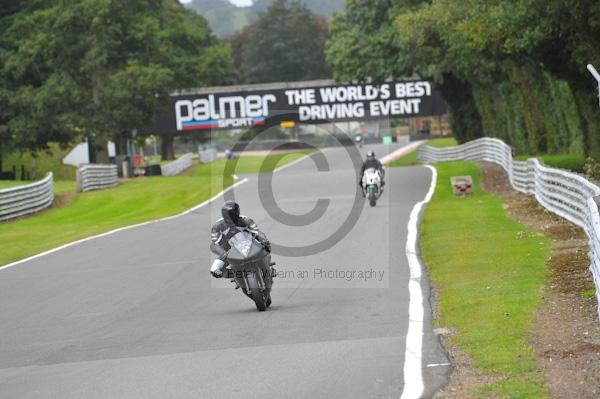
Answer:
227 231 264 262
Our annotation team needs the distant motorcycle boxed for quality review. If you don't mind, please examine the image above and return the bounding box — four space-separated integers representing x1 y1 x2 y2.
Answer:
220 225 275 311
362 168 383 207
355 134 363 148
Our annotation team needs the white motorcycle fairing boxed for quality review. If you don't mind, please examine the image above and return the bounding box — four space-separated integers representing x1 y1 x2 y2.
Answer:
362 168 383 206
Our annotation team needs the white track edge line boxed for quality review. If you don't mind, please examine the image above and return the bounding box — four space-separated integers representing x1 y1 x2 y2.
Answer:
0 178 249 271
400 164 437 399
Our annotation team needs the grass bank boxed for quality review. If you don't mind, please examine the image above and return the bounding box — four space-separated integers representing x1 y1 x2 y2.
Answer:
0 180 27 189
0 152 308 266
515 153 585 173
388 137 458 166
0 179 76 194
420 161 550 397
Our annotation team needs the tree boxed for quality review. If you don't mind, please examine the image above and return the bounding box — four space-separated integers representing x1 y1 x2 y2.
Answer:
0 0 235 162
326 0 600 157
228 23 256 79
0 0 62 166
326 0 412 83
185 0 346 38
235 0 331 83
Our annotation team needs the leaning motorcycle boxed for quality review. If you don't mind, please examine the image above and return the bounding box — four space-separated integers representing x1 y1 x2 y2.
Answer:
218 226 275 311
362 168 383 207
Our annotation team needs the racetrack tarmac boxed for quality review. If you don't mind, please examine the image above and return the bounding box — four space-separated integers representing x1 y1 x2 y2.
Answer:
0 139 448 398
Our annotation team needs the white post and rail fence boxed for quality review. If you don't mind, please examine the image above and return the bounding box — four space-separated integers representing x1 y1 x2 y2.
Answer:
418 137 600 318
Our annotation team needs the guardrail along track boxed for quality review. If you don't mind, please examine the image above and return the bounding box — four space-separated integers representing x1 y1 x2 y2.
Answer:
419 137 600 318
0 173 54 222
78 164 118 192
161 153 193 176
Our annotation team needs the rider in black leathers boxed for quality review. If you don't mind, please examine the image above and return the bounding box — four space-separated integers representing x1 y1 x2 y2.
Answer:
359 151 385 194
210 200 271 278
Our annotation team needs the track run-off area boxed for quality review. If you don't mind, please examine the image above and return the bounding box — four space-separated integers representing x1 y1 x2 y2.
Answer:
0 139 448 398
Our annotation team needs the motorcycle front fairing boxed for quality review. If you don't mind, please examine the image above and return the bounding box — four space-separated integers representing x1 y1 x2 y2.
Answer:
227 231 266 264
363 168 380 186
225 230 272 298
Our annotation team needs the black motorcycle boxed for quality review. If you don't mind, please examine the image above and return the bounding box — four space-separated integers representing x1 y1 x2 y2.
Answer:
223 226 274 311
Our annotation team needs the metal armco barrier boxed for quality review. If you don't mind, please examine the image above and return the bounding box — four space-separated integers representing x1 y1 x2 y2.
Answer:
0 173 54 222
77 164 118 192
419 137 600 318
161 153 193 176
199 148 217 164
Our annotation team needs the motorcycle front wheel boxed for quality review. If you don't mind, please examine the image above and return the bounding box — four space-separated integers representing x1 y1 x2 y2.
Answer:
246 271 267 311
252 290 267 311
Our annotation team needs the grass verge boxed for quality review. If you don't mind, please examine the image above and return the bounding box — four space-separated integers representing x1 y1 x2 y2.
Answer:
388 137 458 167
0 152 308 266
0 180 27 189
420 161 550 398
0 179 76 194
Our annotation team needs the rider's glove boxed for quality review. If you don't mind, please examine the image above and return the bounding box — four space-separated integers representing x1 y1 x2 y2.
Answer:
263 240 272 253
210 259 225 279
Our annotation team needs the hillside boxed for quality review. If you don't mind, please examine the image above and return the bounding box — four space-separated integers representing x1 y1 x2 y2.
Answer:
184 0 345 37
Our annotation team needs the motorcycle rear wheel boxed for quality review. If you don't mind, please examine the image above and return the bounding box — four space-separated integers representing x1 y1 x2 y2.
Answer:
369 195 377 207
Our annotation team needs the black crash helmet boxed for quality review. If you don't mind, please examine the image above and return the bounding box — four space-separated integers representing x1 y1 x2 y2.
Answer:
221 200 241 225
367 151 375 160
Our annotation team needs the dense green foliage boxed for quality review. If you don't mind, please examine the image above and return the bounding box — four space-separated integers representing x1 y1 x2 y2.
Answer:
326 0 600 158
228 0 331 83
2 143 77 180
185 0 345 37
0 0 234 161
421 160 549 397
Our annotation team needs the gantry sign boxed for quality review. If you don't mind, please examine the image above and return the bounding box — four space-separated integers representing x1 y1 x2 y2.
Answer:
153 79 447 134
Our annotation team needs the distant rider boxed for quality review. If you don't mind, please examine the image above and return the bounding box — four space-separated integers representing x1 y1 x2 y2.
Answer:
355 133 363 147
209 200 271 278
359 151 385 193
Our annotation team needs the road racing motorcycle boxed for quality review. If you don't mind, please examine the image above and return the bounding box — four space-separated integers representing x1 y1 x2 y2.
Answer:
355 134 363 148
362 168 383 207
216 225 275 311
